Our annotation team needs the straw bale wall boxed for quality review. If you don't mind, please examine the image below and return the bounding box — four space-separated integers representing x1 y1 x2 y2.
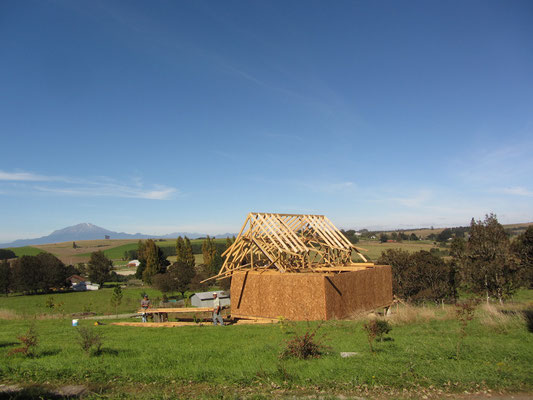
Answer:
230 266 392 321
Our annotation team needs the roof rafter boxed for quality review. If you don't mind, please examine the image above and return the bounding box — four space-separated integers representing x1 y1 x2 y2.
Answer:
203 213 369 282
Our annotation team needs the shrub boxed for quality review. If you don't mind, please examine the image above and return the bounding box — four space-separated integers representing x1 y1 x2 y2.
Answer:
9 323 39 357
363 319 392 353
77 326 104 356
455 300 478 359
280 323 329 359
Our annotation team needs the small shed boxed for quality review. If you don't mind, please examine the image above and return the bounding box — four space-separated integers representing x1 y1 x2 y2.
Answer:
190 291 230 308
72 281 100 291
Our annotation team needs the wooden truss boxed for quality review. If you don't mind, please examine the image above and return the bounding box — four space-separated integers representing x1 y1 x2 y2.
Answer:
204 213 371 282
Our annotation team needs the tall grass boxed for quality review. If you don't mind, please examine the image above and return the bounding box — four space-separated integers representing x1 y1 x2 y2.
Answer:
478 303 527 333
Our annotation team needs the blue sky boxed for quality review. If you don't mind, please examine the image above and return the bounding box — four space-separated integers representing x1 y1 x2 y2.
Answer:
1 0 532 242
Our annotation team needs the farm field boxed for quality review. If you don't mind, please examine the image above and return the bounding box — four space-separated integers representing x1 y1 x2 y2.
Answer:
1 298 532 399
356 240 435 261
13 237 229 265
380 221 533 238
8 238 435 266
34 239 139 265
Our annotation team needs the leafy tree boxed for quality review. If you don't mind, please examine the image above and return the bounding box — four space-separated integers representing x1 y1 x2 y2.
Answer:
457 214 519 303
176 237 185 263
142 243 160 284
110 285 123 316
209 252 224 276
0 259 11 295
0 249 16 260
409 233 419 241
399 232 409 241
152 261 195 298
341 229 359 244
36 253 67 291
137 239 168 284
189 264 211 291
377 249 411 298
202 236 217 267
11 256 41 294
379 233 389 243
512 226 533 288
408 251 456 302
378 249 455 303
10 254 67 294
219 276 232 291
182 237 195 268
76 262 87 276
87 251 112 287
225 237 233 250
437 228 453 243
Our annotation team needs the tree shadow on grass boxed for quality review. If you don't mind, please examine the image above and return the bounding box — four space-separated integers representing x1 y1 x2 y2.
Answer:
0 387 70 399
0 341 18 348
523 309 533 333
98 348 119 356
39 349 62 357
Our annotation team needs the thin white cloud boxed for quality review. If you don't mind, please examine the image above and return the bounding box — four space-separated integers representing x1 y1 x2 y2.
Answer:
0 170 54 181
0 170 178 200
34 183 177 200
497 186 533 197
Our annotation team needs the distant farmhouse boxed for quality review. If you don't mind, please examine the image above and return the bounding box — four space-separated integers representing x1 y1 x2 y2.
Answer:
67 275 100 291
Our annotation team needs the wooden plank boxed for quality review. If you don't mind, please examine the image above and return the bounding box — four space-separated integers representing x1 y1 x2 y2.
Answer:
311 266 372 272
137 307 213 314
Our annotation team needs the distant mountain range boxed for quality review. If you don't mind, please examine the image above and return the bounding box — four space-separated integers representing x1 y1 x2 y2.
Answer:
0 223 236 248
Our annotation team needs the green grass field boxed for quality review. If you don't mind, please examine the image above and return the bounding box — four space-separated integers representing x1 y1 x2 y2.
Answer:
0 310 532 398
0 287 168 317
1 286 532 398
5 246 45 257
74 238 225 262
356 240 435 261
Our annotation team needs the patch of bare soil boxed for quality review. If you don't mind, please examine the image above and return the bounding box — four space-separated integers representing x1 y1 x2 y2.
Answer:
35 239 137 264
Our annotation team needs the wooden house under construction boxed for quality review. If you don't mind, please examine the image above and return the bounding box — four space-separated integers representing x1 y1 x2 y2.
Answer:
206 213 393 321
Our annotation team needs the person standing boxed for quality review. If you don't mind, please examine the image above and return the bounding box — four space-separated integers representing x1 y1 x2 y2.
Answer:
141 294 151 323
212 293 224 326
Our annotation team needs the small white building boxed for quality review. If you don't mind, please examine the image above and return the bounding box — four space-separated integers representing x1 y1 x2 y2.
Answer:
127 259 141 267
72 281 100 291
190 291 230 308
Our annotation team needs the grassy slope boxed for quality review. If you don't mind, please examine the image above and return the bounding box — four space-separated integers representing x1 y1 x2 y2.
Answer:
5 246 45 257
0 317 531 394
74 238 226 261
357 240 435 261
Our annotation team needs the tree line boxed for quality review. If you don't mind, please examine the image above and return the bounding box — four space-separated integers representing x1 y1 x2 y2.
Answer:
379 214 533 304
0 250 116 295
133 236 235 297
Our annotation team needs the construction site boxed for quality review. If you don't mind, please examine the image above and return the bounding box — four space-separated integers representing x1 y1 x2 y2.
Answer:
211 212 393 321
114 212 393 327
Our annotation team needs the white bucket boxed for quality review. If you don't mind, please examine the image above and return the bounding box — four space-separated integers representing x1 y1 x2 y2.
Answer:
72 319 78 327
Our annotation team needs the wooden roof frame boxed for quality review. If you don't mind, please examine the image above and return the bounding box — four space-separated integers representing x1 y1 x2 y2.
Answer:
204 213 370 282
